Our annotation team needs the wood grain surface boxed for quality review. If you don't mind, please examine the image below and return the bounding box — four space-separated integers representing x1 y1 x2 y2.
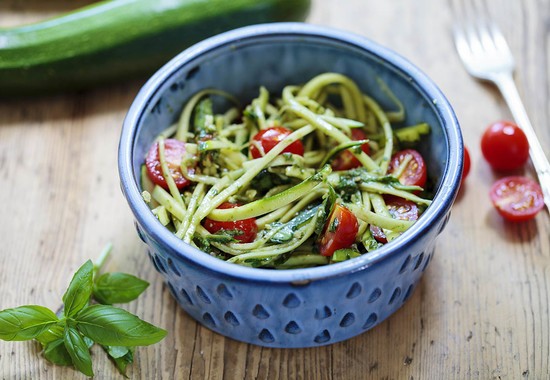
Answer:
1 0 549 378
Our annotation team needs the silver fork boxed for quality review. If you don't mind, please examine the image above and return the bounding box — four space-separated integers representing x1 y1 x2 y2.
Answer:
451 0 550 211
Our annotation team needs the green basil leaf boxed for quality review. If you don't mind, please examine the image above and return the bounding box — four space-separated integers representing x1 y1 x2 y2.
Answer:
0 305 58 341
63 326 93 377
43 338 73 366
105 345 134 377
62 260 94 318
36 324 64 346
75 304 167 346
106 345 129 359
315 184 337 235
82 335 94 348
270 206 320 244
93 273 149 305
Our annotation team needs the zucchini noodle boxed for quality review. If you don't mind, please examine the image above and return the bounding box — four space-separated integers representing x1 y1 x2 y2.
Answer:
141 73 433 269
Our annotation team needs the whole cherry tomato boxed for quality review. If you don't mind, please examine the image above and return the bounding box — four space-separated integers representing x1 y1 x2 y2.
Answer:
331 128 371 171
145 138 191 190
388 149 427 188
462 146 471 184
203 202 258 243
318 204 359 257
489 176 544 222
370 196 419 243
250 126 304 159
481 121 529 171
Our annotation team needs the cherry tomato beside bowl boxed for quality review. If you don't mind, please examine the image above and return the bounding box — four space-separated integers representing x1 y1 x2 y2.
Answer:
145 138 191 190
250 126 304 158
318 204 358 257
460 146 471 185
489 176 544 222
203 202 258 243
331 128 370 171
388 149 427 188
481 120 529 171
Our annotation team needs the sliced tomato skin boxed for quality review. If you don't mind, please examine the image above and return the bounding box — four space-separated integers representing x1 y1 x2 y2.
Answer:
388 149 427 188
369 225 387 244
203 202 258 243
250 126 304 159
370 196 419 244
318 204 359 257
481 121 529 171
489 176 544 222
145 138 190 190
331 129 371 171
386 195 420 220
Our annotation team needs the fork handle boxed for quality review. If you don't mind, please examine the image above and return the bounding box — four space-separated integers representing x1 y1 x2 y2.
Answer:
493 73 550 210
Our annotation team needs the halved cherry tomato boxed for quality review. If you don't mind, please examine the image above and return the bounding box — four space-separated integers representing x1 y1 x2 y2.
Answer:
331 128 371 171
481 120 529 171
145 138 190 190
250 126 304 159
462 146 471 184
203 202 258 243
318 204 359 257
489 176 544 222
388 149 427 188
370 196 419 243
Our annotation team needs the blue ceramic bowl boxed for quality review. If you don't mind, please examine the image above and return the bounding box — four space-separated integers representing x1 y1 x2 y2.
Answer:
119 23 462 348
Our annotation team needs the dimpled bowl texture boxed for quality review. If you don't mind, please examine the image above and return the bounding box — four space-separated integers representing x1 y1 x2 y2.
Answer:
119 23 463 348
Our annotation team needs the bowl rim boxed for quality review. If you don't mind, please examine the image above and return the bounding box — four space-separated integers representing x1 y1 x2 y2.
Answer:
119 22 463 283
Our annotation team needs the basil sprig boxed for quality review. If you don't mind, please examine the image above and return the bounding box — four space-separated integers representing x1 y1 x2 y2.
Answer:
0 246 166 377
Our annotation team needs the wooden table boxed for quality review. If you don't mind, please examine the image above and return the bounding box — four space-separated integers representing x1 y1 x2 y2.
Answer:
1 0 549 378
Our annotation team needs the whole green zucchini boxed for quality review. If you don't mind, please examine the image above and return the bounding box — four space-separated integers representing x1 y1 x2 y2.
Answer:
0 0 310 96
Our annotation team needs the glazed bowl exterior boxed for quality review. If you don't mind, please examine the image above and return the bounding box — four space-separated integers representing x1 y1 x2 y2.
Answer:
118 23 463 348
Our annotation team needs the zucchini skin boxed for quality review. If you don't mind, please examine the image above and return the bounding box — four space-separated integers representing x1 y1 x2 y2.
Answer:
0 0 310 96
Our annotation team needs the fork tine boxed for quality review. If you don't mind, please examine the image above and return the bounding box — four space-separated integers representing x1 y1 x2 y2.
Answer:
473 0 506 55
487 19 513 56
476 0 516 65
450 12 471 60
451 0 484 56
452 27 472 61
450 0 471 58
451 0 516 82
470 0 495 53
452 0 512 61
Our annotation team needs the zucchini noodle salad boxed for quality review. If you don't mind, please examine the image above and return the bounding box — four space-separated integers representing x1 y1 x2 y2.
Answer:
140 73 433 269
